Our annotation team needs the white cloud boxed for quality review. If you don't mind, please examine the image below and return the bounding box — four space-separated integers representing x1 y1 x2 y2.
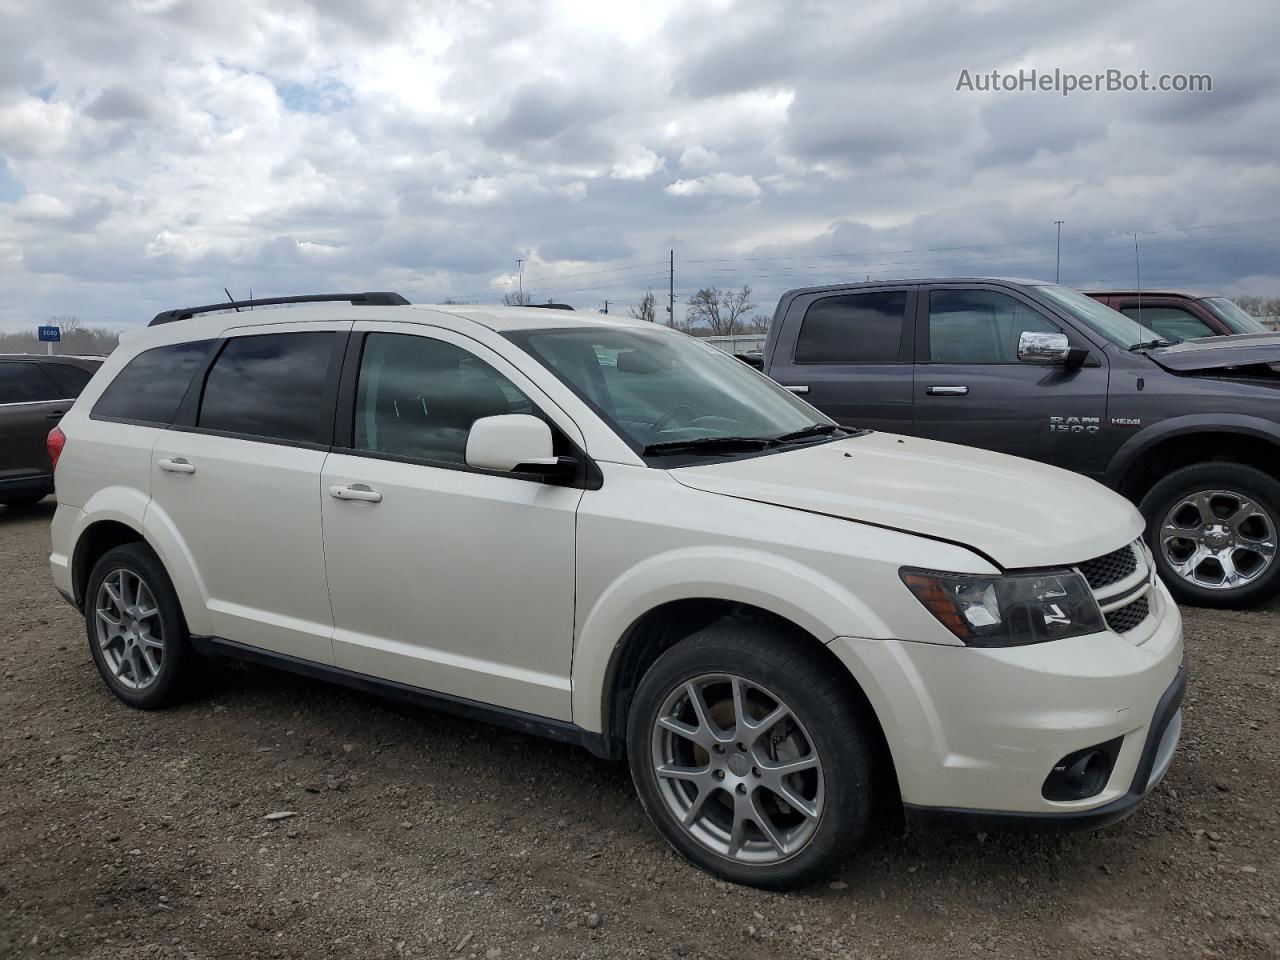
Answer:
609 143 664 180
679 145 720 171
665 172 762 199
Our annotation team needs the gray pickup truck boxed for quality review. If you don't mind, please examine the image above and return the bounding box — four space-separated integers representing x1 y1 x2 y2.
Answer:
750 278 1280 609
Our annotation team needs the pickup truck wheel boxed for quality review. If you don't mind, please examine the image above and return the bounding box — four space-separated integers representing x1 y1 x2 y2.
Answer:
1140 463 1280 609
627 619 875 890
84 543 194 709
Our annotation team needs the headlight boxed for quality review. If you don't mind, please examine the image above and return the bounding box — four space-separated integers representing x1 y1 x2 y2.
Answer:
900 568 1104 647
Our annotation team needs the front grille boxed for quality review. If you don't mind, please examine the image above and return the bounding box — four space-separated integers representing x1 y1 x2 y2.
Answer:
1078 543 1139 591
1106 596 1150 634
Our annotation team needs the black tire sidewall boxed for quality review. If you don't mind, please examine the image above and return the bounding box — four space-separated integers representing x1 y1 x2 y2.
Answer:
84 543 191 709
626 621 874 890
1141 462 1280 609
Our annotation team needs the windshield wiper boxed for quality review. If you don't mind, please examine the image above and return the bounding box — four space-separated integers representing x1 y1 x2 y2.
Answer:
773 423 847 444
1130 337 1177 351
643 436 775 456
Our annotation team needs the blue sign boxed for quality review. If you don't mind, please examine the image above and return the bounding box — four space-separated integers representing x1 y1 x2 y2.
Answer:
38 325 61 342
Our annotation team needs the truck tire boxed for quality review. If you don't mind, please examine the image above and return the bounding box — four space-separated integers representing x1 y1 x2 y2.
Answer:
627 617 876 890
84 543 195 708
1140 462 1280 609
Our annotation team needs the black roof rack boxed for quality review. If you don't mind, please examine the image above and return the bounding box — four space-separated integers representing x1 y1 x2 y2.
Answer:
524 302 575 311
148 292 410 326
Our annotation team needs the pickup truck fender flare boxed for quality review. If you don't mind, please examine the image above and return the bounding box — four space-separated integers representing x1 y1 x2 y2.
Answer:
1105 414 1280 491
69 489 213 636
570 546 893 733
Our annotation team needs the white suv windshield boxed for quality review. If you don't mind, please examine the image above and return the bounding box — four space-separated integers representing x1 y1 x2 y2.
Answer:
507 325 835 458
1033 284 1167 347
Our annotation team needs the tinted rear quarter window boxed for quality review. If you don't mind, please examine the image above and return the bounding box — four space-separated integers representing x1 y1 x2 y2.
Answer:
0 361 61 403
198 332 336 444
793 291 908 363
41 362 96 398
93 341 214 425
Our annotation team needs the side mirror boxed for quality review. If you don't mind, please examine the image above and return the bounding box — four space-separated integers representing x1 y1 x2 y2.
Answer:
1017 331 1072 365
465 414 575 480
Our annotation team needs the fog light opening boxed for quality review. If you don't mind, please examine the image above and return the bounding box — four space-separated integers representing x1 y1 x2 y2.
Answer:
1042 737 1123 801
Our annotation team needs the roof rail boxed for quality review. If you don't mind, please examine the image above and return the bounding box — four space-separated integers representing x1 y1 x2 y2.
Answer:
524 302 575 311
148 292 410 326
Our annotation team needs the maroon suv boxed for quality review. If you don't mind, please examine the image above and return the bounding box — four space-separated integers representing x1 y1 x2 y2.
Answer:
1084 290 1267 341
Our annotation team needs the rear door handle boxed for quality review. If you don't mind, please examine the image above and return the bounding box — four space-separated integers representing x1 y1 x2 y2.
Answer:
46 410 66 420
157 457 196 475
783 385 810 395
328 483 383 503
926 385 969 396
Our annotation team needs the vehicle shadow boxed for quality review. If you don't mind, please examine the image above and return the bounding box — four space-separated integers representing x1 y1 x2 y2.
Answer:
0 497 56 521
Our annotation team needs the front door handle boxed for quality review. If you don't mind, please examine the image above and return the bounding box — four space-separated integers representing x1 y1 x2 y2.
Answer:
329 483 383 503
926 385 969 397
783 385 810 395
157 457 196 475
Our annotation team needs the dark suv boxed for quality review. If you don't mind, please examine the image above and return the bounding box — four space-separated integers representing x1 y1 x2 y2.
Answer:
1084 290 1267 341
752 278 1280 608
0 355 102 506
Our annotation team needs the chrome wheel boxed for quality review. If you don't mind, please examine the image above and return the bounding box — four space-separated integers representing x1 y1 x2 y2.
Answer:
94 569 164 690
1160 490 1277 590
650 674 824 865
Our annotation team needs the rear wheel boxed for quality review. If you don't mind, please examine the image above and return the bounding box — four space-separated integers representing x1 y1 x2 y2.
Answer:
84 543 194 708
627 618 876 890
1140 462 1280 609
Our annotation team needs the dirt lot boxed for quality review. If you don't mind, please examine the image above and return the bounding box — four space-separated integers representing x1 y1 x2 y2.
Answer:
2 500 1278 960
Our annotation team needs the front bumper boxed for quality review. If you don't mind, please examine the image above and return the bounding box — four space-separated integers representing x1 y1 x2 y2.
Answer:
827 579 1184 823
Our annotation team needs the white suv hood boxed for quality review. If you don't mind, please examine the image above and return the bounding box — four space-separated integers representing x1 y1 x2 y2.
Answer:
669 432 1143 569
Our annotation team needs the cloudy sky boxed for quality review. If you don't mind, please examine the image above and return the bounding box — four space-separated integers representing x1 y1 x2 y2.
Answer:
1 0 1278 332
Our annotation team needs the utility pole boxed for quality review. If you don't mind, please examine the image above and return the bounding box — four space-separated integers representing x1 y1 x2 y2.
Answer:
667 249 674 326
601 299 609 314
1053 220 1064 283
516 259 524 302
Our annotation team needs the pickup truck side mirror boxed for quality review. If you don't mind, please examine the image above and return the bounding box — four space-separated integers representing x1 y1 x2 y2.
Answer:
466 414 575 480
1018 331 1088 367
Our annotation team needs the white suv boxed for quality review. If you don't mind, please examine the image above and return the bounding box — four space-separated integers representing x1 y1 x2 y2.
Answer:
48 292 1185 889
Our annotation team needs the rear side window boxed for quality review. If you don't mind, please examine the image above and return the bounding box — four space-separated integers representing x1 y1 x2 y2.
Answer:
0 361 61 403
793 291 908 363
198 332 336 444
41 362 95 398
93 341 214 425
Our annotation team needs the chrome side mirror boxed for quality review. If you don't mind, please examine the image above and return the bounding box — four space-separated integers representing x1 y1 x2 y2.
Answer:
1018 331 1071 365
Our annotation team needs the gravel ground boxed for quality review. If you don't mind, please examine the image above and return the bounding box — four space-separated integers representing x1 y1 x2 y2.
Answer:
2 499 1278 960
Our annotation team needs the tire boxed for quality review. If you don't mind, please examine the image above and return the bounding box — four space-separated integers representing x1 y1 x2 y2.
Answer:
84 543 194 708
626 617 876 890
1139 462 1280 609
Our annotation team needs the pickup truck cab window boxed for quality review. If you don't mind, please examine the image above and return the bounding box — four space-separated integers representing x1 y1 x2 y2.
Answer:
926 290 1060 363
794 291 908 364
1118 305 1215 342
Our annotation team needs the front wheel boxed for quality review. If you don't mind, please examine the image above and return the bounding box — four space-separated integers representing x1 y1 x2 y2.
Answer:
1140 462 1280 609
627 618 876 890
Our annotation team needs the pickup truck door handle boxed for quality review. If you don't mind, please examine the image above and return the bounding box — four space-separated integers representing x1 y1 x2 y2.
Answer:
783 385 810 395
328 483 383 503
926 385 969 397
157 457 197 475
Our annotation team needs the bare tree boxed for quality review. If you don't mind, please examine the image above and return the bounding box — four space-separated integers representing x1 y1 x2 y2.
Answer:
502 290 533 306
685 285 756 336
743 313 771 334
0 314 119 355
630 289 656 323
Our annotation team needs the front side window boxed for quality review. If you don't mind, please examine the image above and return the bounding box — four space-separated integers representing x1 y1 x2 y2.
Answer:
507 326 824 457
0 361 60 404
794 291 907 364
1119 305 1214 342
927 290 1060 363
93 341 213 424
198 332 335 443
1202 297 1267 334
353 333 533 464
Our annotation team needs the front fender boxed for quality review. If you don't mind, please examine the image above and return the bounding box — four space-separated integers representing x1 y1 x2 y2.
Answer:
570 545 893 732
1106 413 1280 490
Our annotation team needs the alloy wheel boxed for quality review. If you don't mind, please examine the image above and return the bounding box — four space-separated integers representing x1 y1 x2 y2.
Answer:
650 673 824 865
1159 489 1277 590
94 569 165 690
